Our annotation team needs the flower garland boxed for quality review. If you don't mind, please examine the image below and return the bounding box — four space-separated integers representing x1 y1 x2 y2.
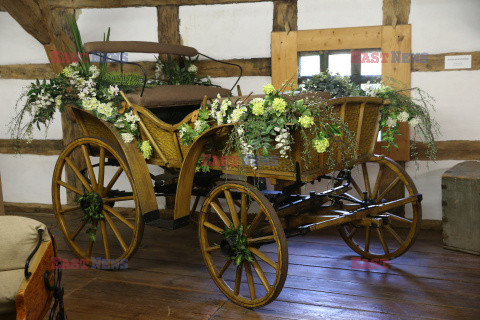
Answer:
10 62 153 159
302 71 439 160
179 84 346 170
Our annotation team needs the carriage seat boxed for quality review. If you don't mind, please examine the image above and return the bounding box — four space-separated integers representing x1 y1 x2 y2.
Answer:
126 85 231 109
0 216 54 319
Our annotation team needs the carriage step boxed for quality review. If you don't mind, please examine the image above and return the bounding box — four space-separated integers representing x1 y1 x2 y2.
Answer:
143 210 190 230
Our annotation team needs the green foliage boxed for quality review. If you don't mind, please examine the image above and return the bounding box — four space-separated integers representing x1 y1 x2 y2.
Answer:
151 55 212 86
76 192 104 242
302 71 439 161
302 71 366 98
222 224 254 266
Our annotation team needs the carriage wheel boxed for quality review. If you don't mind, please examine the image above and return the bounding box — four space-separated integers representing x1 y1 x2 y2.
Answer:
337 155 422 260
52 137 144 268
199 181 288 308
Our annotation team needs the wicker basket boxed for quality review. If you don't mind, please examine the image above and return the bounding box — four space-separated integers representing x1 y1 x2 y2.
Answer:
206 97 384 181
71 96 384 182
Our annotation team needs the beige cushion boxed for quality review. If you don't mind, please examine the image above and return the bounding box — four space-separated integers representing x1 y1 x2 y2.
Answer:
126 85 231 108
0 269 24 314
0 216 50 272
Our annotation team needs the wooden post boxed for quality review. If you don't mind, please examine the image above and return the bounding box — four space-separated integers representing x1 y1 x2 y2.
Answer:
383 0 411 27
272 0 298 192
273 0 297 33
381 0 412 215
0 172 5 216
157 5 180 213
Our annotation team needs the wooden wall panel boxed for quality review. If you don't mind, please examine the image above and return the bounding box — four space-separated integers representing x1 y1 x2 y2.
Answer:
0 139 63 155
157 5 180 45
271 31 298 89
414 140 480 161
412 51 480 72
296 26 382 52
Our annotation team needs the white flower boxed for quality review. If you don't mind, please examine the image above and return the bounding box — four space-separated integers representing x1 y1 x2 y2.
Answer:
55 95 62 109
114 120 125 128
121 132 134 143
107 85 119 98
124 111 140 123
228 106 247 123
82 97 100 111
97 102 114 118
130 123 137 131
220 99 231 112
409 117 420 128
397 111 410 122
215 111 224 125
155 60 163 79
188 64 198 73
385 117 397 128
89 65 100 78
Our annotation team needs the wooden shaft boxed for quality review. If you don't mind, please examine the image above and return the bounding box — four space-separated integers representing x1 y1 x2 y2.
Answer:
304 195 419 232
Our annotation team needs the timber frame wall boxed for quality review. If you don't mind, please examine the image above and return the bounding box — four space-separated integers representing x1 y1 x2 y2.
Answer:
0 0 478 160
2 0 475 228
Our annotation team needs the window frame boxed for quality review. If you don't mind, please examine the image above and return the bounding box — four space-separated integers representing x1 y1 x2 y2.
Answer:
271 25 412 161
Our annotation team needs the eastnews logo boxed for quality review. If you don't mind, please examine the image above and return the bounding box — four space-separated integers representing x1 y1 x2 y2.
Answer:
351 257 390 269
52 257 128 270
351 51 429 64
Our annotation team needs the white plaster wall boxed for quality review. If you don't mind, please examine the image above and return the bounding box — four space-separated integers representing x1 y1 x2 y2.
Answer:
298 0 382 30
211 76 272 95
411 0 480 54
0 154 65 204
411 70 480 141
406 160 461 220
77 7 158 61
179 2 273 60
0 13 50 65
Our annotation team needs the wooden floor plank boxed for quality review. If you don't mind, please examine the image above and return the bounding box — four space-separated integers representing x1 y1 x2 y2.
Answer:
9 213 480 320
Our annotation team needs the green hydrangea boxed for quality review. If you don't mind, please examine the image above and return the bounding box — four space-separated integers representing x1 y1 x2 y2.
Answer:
272 97 287 113
298 115 314 128
262 83 275 95
140 140 153 159
251 99 265 116
313 137 329 153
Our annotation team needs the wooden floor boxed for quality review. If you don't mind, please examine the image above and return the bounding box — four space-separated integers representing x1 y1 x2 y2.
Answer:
15 213 480 320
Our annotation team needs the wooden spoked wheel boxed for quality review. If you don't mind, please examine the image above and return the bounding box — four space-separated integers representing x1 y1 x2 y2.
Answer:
199 181 288 308
52 136 143 268
337 155 422 260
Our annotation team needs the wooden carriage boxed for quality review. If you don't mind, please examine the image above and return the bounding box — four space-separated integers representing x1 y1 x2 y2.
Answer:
51 41 422 308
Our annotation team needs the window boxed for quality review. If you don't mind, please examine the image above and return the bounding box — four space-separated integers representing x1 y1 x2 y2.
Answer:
298 49 382 87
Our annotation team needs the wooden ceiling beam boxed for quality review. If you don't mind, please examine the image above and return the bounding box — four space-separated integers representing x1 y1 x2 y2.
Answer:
49 0 272 9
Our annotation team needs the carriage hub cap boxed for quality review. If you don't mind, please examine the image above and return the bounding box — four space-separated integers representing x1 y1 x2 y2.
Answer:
78 192 104 220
